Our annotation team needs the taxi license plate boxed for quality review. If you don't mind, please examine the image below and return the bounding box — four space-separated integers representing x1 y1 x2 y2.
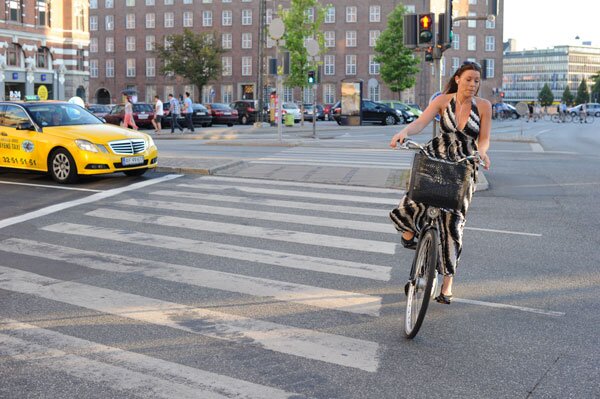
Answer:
138 114 148 119
196 112 206 115
122 156 144 166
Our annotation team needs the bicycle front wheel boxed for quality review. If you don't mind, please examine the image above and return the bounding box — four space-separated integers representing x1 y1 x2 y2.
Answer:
404 229 438 339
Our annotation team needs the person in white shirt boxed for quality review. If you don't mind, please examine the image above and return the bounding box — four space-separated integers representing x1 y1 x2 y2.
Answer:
152 95 164 132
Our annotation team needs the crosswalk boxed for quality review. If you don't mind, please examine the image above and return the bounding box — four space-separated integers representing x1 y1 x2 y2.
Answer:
0 175 407 398
249 147 414 169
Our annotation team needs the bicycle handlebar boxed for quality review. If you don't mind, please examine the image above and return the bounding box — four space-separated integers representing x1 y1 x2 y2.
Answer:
398 138 485 167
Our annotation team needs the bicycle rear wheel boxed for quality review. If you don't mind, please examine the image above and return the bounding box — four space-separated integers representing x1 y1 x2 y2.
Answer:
404 229 438 339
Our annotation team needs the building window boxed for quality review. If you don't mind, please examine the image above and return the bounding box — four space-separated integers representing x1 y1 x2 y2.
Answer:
485 36 495 51
325 6 335 23
346 6 357 23
369 30 380 47
485 59 494 78
164 12 174 28
183 0 192 3
241 56 252 76
324 54 335 75
146 58 155 77
283 87 293 102
106 37 114 52
183 11 193 27
452 33 459 50
90 38 98 53
222 85 233 103
305 8 314 23
222 33 232 49
106 59 114 77
145 0 154 5
303 87 314 103
441 56 446 76
90 60 98 78
242 9 252 25
90 15 98 31
146 35 155 51
145 85 156 103
90 0 97 8
126 59 136 77
266 8 273 24
468 35 476 51
486 19 496 29
126 0 135 5
105 15 114 30
323 84 335 104
74 3 86 31
126 13 135 29
452 57 460 74
468 0 477 4
346 31 357 47
8 0 23 22
369 5 380 22
164 0 173 4
369 55 380 75
36 47 49 68
203 10 212 26
7 44 20 66
324 31 335 48
468 12 476 28
222 10 232 25
105 0 114 7
202 86 214 104
222 57 232 76
146 13 155 28
164 86 174 99
126 36 136 52
242 33 252 49
368 81 380 102
38 0 50 26
345 54 356 75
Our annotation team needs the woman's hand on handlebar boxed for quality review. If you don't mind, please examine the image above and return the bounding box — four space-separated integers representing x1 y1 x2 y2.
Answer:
390 131 408 149
480 152 491 170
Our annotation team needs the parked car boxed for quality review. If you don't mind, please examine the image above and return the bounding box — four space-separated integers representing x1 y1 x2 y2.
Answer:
567 102 600 117
189 103 212 127
0 100 158 183
281 102 302 122
331 100 401 125
302 104 325 121
406 103 423 116
493 102 520 119
205 103 238 126
378 100 417 124
230 99 261 125
104 103 155 128
87 104 113 120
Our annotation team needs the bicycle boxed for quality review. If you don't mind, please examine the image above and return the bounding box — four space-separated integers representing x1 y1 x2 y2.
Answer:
399 139 482 339
572 113 594 124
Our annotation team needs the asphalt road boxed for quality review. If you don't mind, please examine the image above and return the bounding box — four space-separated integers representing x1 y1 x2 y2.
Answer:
0 119 598 398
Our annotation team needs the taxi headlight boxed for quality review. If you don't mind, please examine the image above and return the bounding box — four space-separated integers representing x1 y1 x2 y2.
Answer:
75 139 99 153
146 135 155 148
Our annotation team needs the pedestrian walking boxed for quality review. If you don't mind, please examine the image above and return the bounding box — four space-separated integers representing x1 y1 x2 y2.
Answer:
152 95 163 133
182 92 195 133
526 102 533 122
389 60 491 305
168 93 184 133
123 96 138 130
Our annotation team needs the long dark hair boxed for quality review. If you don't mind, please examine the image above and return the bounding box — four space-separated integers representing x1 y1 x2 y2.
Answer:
444 61 483 94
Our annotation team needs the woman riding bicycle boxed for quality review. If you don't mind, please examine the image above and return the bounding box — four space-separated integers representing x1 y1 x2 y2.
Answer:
389 61 491 305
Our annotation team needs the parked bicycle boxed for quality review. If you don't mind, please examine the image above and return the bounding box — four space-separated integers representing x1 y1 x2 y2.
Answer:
399 139 483 339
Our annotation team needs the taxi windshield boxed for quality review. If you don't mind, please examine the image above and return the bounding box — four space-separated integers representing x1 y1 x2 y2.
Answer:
27 103 102 127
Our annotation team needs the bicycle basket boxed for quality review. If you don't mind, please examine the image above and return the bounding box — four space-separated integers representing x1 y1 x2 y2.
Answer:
407 152 473 211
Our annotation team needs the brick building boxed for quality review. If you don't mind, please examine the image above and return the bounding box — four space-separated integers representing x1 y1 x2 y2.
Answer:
88 0 503 109
0 0 89 101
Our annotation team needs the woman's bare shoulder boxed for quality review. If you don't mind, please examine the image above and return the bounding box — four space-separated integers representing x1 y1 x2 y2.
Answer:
475 97 492 111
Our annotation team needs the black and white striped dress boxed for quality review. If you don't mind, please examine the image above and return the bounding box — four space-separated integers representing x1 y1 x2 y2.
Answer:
390 96 480 276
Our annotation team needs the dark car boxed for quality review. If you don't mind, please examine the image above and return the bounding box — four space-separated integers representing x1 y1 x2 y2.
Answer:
162 102 212 128
230 100 261 125
302 104 325 121
205 103 238 126
332 100 400 125
104 103 155 128
378 100 417 124
87 104 113 119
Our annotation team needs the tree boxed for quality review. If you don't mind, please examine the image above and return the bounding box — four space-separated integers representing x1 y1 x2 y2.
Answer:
575 78 590 105
280 1 326 91
374 5 420 99
154 29 225 99
591 71 600 103
561 86 574 106
538 83 554 106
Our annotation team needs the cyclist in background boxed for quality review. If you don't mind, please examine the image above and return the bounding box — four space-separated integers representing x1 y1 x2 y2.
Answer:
389 61 491 305
579 103 587 123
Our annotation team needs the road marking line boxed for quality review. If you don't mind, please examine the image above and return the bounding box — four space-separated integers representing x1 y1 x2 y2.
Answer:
197 175 405 194
177 183 399 205
0 175 182 230
1 238 381 316
0 267 380 372
249 160 410 169
0 319 305 399
512 182 600 188
86 208 396 254
530 143 545 152
453 298 565 317
41 223 392 281
0 180 102 192
465 226 542 237
151 190 393 217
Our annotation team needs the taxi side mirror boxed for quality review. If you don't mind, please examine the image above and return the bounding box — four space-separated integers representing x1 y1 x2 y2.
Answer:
16 122 36 131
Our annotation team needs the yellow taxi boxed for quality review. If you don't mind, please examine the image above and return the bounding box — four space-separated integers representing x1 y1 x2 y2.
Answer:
0 100 158 183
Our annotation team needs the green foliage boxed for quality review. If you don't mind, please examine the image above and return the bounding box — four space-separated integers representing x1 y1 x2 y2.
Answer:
561 86 574 106
374 5 419 98
575 78 590 105
154 29 225 97
591 72 600 102
280 1 326 90
538 84 554 106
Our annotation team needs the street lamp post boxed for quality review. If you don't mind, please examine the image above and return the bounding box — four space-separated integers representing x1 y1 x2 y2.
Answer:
268 18 285 143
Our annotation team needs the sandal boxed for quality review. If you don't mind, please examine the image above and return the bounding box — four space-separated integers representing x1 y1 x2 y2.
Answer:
401 236 416 250
434 292 453 305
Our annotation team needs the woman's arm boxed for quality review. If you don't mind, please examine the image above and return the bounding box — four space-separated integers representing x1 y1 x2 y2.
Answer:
389 94 450 148
476 98 492 170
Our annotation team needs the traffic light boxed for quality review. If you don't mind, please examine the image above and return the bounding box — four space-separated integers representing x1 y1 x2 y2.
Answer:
438 0 453 47
403 14 418 49
418 13 434 47
307 70 315 85
425 47 433 63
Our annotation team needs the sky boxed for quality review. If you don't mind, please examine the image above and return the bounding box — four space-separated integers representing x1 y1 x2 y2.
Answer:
503 0 600 50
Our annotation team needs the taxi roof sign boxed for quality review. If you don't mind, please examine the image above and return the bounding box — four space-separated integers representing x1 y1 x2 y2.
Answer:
24 95 40 101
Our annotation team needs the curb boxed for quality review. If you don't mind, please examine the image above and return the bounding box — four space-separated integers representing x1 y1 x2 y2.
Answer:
155 160 244 175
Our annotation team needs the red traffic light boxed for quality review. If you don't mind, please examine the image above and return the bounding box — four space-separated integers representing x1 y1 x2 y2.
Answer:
418 13 434 45
419 15 432 29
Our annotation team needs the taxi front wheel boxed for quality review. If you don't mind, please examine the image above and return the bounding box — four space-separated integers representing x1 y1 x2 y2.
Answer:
49 148 79 184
